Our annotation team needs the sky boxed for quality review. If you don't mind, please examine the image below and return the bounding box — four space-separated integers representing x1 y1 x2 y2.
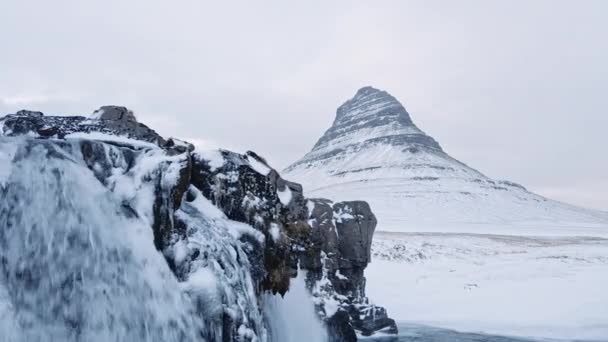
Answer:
1 1 607 210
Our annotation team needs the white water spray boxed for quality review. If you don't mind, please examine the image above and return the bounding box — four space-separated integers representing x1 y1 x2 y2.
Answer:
263 270 328 342
0 139 204 342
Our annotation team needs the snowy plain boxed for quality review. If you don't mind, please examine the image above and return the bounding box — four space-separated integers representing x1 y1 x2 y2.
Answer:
366 231 608 341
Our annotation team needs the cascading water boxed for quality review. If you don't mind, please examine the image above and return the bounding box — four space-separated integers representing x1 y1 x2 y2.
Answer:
263 270 329 342
0 138 204 342
1 109 398 341
0 136 343 342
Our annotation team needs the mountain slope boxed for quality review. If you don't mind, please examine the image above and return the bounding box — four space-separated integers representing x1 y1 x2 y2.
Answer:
284 86 608 236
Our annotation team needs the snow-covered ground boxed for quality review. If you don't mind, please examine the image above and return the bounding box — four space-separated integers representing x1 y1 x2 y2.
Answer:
366 231 608 341
283 86 608 340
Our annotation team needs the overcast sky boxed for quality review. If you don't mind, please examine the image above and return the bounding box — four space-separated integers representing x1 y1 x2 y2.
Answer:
1 1 607 210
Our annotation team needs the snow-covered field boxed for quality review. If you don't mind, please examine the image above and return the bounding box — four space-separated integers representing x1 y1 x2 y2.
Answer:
366 231 608 341
283 86 608 341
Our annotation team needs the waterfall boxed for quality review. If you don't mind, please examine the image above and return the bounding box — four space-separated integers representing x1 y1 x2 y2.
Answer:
0 139 204 342
0 137 333 342
263 270 328 342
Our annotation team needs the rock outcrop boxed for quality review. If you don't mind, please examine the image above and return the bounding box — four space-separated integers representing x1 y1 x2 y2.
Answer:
1 106 165 145
0 107 397 341
304 199 397 339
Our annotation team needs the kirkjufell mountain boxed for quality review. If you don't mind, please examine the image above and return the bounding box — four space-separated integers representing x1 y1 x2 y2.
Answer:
284 86 608 235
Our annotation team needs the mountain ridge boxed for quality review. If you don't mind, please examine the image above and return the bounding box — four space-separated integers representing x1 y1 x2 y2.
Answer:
284 86 608 235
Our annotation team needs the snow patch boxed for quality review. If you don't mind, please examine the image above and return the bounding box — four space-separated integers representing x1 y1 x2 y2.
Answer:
195 149 225 172
335 270 348 280
269 223 281 242
90 108 105 119
277 186 293 205
188 187 265 243
246 155 271 176
65 132 158 149
323 297 340 318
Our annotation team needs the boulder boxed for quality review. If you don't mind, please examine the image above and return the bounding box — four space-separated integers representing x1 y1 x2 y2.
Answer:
93 105 137 122
334 201 376 268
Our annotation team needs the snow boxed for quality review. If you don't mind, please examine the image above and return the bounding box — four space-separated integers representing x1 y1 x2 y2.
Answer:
269 223 281 242
333 207 354 224
188 187 265 244
284 86 608 341
322 297 340 318
246 155 271 175
90 108 105 119
366 232 608 341
106 147 188 228
195 149 225 171
284 88 608 234
176 186 267 340
65 131 159 149
285 141 608 236
335 270 348 280
277 186 293 205
306 200 316 216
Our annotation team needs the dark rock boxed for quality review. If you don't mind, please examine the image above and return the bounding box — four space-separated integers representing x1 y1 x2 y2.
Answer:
334 201 376 268
15 109 44 117
191 149 298 295
1 106 165 145
93 105 137 122
348 303 398 337
326 310 358 342
37 125 58 137
304 198 397 339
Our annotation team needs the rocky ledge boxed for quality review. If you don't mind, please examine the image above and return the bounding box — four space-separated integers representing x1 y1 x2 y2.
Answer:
0 107 397 341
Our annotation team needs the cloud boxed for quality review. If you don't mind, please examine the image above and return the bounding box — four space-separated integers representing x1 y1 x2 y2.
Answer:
0 0 606 210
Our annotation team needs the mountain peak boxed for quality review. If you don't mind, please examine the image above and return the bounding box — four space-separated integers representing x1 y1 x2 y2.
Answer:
336 86 408 123
354 85 383 97
289 87 443 168
284 88 608 236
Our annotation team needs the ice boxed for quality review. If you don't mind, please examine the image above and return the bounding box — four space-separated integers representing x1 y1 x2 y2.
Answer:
0 140 203 342
0 138 17 186
176 188 267 341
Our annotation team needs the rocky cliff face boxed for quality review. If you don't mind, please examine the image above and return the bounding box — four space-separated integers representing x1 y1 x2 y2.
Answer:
0 108 396 341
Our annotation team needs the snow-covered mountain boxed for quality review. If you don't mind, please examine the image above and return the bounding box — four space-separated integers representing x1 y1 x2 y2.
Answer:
284 86 608 235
